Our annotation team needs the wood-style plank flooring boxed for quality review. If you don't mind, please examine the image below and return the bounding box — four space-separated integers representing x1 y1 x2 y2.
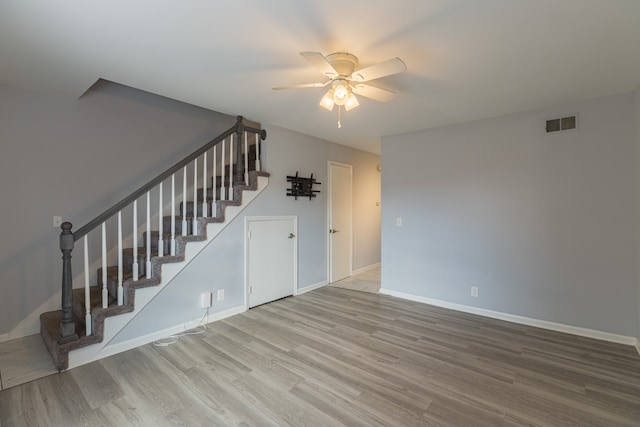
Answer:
1 283 639 426
0 334 57 391
329 267 381 293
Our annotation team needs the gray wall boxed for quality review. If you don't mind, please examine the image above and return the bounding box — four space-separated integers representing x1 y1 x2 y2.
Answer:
112 125 381 343
381 92 638 337
0 80 236 336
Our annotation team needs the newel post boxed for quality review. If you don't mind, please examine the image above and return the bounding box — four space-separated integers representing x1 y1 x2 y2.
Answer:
234 115 245 186
58 222 78 344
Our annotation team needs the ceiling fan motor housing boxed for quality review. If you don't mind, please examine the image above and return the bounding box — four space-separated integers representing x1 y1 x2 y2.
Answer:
326 52 359 77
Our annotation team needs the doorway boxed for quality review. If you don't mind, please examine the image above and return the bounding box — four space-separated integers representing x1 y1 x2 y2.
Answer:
245 216 297 308
328 162 352 283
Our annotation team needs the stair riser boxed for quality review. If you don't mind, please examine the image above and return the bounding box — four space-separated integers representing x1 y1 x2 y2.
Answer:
178 201 214 218
122 252 153 277
142 231 172 255
96 268 126 301
161 216 194 235
200 187 232 203
211 156 257 180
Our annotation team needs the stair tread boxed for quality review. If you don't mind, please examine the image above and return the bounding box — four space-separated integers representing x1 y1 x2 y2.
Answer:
72 285 116 307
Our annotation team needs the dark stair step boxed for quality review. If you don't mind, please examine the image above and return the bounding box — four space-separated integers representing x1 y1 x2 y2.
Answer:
40 310 97 371
161 215 194 235
179 201 214 218
72 285 116 321
143 230 170 254
99 246 186 300
122 247 159 278
97 265 136 301
191 188 233 205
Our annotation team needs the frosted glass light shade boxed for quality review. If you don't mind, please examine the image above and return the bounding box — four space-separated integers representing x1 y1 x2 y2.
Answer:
319 89 335 111
333 84 349 105
344 93 359 111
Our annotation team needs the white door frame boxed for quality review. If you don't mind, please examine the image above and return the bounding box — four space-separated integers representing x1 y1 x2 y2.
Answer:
327 161 353 283
244 215 298 310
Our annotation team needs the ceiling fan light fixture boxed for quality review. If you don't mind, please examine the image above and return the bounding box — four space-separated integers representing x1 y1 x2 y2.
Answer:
319 89 335 111
333 83 349 105
344 92 359 111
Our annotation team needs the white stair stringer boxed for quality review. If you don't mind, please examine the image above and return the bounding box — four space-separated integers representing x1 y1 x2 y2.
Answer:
67 175 268 369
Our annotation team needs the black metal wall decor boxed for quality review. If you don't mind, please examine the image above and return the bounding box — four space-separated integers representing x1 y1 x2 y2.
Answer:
286 172 321 200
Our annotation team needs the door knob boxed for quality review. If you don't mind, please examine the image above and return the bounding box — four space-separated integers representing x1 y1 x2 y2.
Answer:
329 229 340 234
288 233 295 239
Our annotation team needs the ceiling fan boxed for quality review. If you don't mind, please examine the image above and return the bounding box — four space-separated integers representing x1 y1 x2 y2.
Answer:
273 51 407 127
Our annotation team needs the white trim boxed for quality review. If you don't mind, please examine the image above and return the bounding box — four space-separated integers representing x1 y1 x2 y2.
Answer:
351 262 381 276
327 161 353 283
636 338 640 356
88 305 246 364
0 332 9 344
297 280 328 295
380 288 637 347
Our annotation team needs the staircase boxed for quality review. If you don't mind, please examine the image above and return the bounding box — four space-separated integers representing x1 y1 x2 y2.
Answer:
39 116 267 371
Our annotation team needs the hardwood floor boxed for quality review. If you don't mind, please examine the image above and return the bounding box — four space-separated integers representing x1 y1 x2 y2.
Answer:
1 286 639 426
329 266 381 293
0 334 57 390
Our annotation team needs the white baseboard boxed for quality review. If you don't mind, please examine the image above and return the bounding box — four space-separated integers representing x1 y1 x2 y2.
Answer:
636 338 640 356
351 262 381 276
90 305 246 362
0 332 9 344
297 280 328 295
380 288 637 347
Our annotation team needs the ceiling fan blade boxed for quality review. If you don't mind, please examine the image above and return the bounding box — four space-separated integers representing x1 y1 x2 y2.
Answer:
350 57 407 82
351 84 396 102
272 81 331 90
300 51 339 78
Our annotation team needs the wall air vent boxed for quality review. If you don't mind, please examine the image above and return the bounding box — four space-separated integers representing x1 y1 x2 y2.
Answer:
546 115 577 133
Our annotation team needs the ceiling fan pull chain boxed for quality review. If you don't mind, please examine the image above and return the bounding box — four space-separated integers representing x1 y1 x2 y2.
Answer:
338 105 342 128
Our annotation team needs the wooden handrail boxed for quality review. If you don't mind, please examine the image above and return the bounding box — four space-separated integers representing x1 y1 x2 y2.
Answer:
73 116 265 241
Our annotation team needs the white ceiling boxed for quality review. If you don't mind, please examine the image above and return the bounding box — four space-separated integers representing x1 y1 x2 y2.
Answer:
2 0 640 154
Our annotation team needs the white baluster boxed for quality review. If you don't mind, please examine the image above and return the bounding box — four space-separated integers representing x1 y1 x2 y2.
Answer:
158 182 164 257
132 200 139 281
202 151 208 218
255 133 261 172
213 145 218 214
182 166 188 236
220 138 226 201
171 174 176 256
244 131 249 185
84 235 92 336
229 134 234 201
117 211 123 305
146 191 151 277
101 222 107 308
192 158 198 235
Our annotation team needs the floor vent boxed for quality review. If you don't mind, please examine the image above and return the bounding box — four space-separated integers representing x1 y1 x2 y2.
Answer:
546 115 577 133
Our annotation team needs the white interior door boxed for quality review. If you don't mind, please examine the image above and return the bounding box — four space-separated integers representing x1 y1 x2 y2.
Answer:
329 162 352 283
246 216 297 308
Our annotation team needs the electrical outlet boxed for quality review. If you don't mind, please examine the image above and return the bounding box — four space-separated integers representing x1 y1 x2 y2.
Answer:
217 289 224 301
471 286 479 297
200 292 212 308
396 217 403 227
53 216 62 227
